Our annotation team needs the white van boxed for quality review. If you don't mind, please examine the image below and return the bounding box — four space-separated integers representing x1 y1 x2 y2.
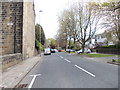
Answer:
44 48 51 55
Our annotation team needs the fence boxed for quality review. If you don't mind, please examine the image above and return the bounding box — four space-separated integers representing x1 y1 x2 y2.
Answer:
96 48 120 55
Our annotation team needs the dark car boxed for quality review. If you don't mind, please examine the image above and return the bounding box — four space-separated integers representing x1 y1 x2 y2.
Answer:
51 49 55 53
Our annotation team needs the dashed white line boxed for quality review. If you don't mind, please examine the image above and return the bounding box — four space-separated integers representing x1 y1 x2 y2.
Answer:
59 55 95 77
59 56 71 63
64 59 71 63
74 65 95 77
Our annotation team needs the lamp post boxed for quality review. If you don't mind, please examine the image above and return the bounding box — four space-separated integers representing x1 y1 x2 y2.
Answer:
39 10 42 56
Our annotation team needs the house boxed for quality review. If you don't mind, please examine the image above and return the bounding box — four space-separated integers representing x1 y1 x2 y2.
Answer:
1 0 36 70
94 29 118 47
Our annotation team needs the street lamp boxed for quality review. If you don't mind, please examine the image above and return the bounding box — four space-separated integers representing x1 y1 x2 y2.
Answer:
39 10 42 56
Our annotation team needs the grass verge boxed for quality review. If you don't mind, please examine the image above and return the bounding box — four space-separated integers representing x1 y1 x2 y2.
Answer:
115 59 120 63
80 53 117 57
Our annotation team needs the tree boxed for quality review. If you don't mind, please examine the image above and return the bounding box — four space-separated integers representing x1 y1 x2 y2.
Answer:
47 38 58 49
74 2 102 52
56 2 102 52
57 10 72 49
35 24 46 45
101 1 120 42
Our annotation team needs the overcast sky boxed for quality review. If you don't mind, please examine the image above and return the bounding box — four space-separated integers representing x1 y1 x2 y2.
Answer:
34 0 75 39
34 0 108 39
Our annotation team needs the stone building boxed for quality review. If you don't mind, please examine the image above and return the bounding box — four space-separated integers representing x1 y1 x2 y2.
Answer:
0 0 35 70
23 0 35 59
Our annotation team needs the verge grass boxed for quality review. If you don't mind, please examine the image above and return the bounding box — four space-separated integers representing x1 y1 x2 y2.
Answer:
80 53 117 57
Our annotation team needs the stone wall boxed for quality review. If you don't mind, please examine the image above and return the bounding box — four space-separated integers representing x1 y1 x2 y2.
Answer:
0 2 2 56
0 2 2 84
1 2 23 55
22 0 35 59
2 53 22 71
1 0 35 71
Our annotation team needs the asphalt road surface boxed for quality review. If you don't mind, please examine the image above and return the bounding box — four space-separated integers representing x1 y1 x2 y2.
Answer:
20 52 118 88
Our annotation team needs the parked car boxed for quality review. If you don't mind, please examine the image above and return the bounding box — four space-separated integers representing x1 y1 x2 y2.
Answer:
70 49 75 52
44 48 51 55
66 49 75 52
54 49 58 52
58 50 62 52
51 49 55 53
76 48 91 54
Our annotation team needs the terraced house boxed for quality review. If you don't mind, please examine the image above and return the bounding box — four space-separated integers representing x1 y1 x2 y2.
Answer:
0 0 36 71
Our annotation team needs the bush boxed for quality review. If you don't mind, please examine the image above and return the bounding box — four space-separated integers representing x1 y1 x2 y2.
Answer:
35 40 42 51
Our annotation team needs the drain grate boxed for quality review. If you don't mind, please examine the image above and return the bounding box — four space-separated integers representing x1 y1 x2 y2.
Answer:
15 84 28 88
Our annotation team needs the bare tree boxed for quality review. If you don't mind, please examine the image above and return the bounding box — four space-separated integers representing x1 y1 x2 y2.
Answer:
75 2 102 52
56 2 102 52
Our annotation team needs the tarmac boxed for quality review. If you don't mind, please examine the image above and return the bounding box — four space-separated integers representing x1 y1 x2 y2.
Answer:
0 52 119 89
0 54 43 89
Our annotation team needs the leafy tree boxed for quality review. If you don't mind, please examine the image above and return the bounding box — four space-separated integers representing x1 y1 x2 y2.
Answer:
35 24 46 45
47 38 58 49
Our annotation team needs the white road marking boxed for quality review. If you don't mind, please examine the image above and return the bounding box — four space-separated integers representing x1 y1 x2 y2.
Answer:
64 59 71 63
60 56 63 59
28 74 41 88
74 65 95 77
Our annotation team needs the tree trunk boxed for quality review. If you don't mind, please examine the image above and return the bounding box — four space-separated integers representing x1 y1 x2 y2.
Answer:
68 38 71 49
81 42 85 53
74 38 76 49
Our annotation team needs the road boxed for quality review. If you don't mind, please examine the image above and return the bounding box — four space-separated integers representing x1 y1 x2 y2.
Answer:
19 52 118 88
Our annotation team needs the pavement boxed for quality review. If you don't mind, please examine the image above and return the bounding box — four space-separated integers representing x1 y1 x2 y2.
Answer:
19 52 118 88
0 54 43 89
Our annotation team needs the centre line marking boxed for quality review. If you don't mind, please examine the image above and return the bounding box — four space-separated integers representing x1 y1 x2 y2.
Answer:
74 65 95 77
28 74 41 89
64 59 71 63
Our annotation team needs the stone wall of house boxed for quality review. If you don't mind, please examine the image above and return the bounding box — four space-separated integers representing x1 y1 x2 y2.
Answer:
0 2 2 56
1 0 35 71
22 0 35 59
1 2 23 55
1 1 24 71
0 2 2 80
